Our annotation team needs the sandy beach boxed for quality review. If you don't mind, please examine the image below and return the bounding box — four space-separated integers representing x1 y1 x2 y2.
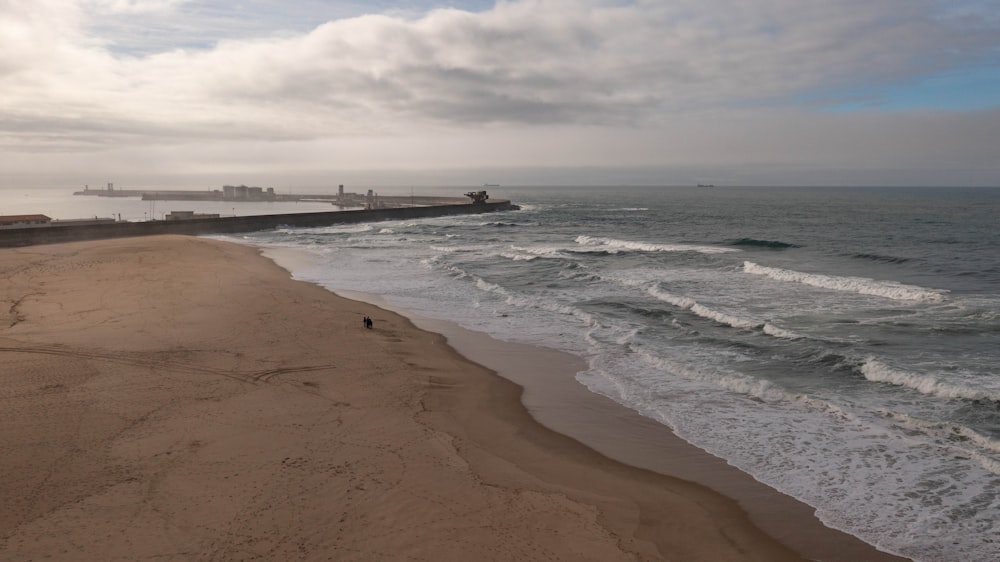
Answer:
0 235 901 561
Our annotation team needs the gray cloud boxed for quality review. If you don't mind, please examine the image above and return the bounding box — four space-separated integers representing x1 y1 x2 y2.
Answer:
4 0 997 141
1 0 998 186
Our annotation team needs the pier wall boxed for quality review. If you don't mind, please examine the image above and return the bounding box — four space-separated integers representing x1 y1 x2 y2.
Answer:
0 200 517 248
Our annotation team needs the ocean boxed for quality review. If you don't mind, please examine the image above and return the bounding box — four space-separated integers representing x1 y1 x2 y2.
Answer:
8 185 1000 560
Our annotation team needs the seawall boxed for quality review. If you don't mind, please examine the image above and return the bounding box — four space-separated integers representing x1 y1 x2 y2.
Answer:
0 200 518 248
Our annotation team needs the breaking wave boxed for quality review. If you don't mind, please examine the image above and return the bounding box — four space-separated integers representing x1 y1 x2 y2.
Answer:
576 235 738 255
878 410 1000 475
861 358 1000 402
645 287 748 325
743 261 946 302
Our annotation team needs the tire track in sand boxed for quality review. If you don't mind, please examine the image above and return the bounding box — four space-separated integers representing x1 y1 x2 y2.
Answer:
0 346 333 384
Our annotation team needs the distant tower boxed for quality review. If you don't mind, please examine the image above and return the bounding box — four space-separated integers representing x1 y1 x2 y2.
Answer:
107 182 113 192
338 184 344 198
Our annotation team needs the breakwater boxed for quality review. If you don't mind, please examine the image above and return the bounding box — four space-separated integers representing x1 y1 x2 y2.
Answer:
0 200 518 248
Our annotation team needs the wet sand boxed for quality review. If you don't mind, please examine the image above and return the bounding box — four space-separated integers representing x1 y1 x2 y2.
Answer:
0 235 902 560
322 286 906 562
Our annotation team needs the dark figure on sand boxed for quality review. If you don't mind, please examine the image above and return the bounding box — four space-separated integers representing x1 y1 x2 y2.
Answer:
363 316 373 329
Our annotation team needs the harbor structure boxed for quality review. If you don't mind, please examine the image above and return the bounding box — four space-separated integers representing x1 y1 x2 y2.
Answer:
0 215 52 229
0 192 518 247
165 211 222 221
0 215 122 230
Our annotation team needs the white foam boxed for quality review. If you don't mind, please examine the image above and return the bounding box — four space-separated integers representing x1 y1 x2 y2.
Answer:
509 245 575 259
460 268 597 327
743 261 946 302
645 286 696 308
630 349 869 420
315 223 374 234
647 286 762 329
861 358 1000 402
690 302 761 329
762 323 804 340
498 250 539 261
881 410 1000 456
601 277 808 339
878 411 1000 479
576 235 739 255
585 345 1000 559
630 348 807 405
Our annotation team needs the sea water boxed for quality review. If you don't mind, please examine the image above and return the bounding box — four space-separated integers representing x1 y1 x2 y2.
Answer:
229 185 1000 561
10 185 999 560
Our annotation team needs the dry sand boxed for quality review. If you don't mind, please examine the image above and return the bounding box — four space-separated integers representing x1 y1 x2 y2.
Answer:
0 235 900 561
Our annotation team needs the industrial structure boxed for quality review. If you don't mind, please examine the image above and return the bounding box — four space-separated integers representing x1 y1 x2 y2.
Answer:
0 215 52 229
465 190 490 204
0 214 120 229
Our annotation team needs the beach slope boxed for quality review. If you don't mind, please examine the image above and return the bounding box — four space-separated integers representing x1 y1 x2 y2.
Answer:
1 235 802 560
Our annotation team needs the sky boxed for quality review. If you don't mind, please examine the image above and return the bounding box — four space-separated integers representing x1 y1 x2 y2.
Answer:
1 0 999 188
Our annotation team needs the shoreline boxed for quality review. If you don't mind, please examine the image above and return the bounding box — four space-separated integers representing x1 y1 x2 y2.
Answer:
1 235 902 560
263 247 905 561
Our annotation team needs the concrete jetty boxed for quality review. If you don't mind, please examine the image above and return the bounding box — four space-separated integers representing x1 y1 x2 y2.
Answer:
0 199 519 248
73 185 460 208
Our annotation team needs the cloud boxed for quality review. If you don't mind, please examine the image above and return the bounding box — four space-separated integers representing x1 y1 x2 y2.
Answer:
89 0 187 14
193 0 998 129
0 0 998 187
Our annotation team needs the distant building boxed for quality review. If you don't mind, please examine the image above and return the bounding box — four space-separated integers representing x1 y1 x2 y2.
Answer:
221 184 274 201
165 211 221 221
0 214 52 229
222 185 249 199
